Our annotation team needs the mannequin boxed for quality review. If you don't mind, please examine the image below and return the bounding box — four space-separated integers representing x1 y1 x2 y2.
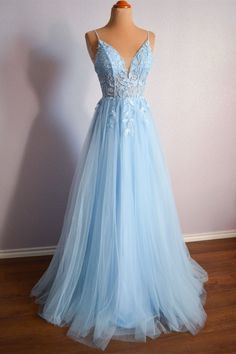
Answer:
85 1 155 71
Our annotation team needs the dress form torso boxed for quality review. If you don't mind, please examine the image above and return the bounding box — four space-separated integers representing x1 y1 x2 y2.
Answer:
85 7 155 67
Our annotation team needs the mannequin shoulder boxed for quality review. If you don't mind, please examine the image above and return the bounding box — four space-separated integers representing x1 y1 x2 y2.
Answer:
138 27 156 51
85 30 98 47
148 31 156 52
84 30 99 62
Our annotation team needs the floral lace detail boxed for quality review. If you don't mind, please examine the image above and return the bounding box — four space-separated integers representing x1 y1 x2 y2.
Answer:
122 98 137 136
105 98 150 137
94 31 153 136
94 39 153 98
107 108 116 129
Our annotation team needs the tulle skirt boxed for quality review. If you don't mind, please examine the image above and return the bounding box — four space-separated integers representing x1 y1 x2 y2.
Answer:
30 96 208 351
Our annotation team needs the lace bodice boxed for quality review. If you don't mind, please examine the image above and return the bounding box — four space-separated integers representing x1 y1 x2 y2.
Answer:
94 30 153 98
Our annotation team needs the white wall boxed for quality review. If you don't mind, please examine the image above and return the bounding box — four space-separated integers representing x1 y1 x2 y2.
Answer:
0 0 235 250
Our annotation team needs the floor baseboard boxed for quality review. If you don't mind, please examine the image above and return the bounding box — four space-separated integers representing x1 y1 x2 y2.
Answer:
0 229 235 259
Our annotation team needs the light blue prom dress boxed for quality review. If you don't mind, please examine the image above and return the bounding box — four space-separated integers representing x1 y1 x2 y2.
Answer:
30 29 208 351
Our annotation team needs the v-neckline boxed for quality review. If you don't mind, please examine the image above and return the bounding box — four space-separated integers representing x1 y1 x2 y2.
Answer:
97 37 150 78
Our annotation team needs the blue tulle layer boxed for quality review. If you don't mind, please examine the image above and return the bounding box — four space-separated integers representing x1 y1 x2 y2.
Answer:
30 96 208 351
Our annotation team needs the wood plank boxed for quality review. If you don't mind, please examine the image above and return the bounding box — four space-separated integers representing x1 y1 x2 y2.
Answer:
0 238 236 354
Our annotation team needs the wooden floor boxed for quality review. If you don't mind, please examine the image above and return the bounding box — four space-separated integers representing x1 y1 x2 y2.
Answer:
0 237 236 354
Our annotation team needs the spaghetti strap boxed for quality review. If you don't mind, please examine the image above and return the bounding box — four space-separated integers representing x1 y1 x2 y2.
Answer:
94 30 100 40
147 30 149 42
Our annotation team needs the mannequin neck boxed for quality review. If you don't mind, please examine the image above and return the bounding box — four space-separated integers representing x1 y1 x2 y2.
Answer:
106 7 135 30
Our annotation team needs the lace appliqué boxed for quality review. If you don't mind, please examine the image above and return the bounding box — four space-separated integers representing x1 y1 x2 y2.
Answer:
107 108 116 129
140 105 150 125
94 32 152 136
122 98 136 136
106 98 150 137
94 40 152 98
